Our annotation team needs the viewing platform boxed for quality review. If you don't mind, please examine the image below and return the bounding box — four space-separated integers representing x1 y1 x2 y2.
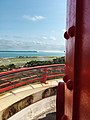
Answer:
0 79 63 120
0 64 64 120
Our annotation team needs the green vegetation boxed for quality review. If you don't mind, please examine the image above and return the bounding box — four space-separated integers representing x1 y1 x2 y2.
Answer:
24 56 65 67
0 56 65 72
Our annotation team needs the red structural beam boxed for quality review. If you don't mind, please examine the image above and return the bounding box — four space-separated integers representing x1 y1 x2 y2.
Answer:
0 64 65 93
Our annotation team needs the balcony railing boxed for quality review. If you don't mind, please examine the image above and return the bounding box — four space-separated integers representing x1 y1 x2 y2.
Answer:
0 64 65 93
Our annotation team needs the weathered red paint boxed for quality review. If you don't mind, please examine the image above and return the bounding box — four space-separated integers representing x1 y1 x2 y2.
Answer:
63 75 69 83
64 0 76 119
43 68 47 83
68 26 76 37
63 0 90 120
61 115 68 120
73 0 90 119
56 82 65 120
64 31 69 40
66 79 73 91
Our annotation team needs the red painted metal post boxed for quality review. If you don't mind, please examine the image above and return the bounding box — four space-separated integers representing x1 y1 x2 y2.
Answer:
42 68 47 84
63 0 90 120
56 82 65 120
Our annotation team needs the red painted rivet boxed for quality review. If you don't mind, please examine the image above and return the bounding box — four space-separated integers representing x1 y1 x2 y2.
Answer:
68 25 75 37
61 115 68 120
66 79 73 90
63 75 69 83
64 31 69 40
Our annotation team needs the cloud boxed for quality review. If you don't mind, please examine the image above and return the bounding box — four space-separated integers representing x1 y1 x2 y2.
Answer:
50 36 56 41
0 38 15 50
23 15 45 21
35 41 42 44
42 36 47 40
62 29 66 32
12 35 23 39
0 38 65 52
42 36 56 41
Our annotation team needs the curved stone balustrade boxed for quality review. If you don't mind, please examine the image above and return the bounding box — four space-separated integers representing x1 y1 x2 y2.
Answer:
0 79 63 120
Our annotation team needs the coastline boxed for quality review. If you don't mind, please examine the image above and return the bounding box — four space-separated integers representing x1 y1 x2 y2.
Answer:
0 56 60 66
0 51 65 58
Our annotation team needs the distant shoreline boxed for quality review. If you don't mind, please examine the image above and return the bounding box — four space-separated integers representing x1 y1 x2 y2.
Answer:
0 51 65 58
0 51 38 52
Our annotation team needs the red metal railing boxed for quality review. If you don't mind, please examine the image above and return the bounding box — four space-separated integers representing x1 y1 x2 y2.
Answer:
0 64 65 93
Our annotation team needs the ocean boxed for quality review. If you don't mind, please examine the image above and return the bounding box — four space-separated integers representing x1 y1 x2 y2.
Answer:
0 51 65 58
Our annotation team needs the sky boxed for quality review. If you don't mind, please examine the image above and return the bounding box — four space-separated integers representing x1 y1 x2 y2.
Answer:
0 0 66 52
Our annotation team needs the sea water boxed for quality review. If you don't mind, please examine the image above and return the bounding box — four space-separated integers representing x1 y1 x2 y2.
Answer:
0 51 65 58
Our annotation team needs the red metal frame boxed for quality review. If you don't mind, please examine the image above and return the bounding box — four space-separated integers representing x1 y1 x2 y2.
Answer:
58 0 90 120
